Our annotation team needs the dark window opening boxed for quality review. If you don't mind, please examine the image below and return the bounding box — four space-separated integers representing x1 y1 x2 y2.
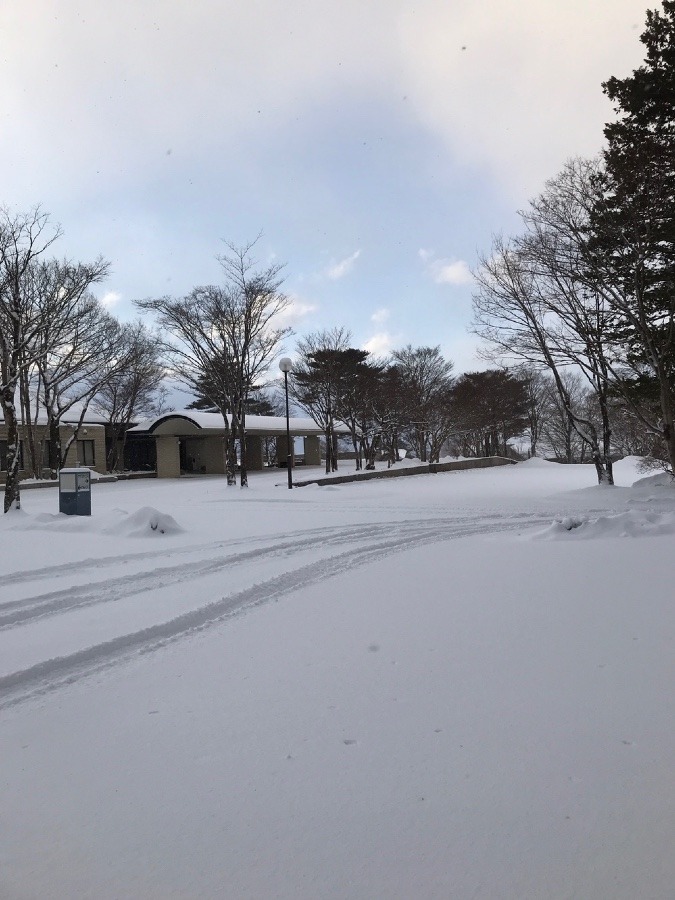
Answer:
77 440 95 467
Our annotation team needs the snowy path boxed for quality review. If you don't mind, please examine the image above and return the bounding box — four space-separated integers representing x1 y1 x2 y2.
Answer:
0 512 551 707
2 460 674 899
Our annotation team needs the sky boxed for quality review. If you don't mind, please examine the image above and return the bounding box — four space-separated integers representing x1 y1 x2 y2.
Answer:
0 0 651 377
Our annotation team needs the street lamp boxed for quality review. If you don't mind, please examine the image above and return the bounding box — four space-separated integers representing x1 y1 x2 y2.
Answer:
279 357 293 489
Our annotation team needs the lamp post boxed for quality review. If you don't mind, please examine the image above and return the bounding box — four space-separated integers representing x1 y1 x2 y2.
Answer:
279 357 293 489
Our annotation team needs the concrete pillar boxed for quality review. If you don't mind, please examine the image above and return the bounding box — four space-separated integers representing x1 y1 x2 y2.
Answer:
244 435 264 471
303 435 321 466
201 436 226 474
156 436 181 478
275 435 295 468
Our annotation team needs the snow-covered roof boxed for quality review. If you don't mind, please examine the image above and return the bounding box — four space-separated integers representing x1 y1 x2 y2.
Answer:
1 404 107 426
129 410 349 437
0 384 109 426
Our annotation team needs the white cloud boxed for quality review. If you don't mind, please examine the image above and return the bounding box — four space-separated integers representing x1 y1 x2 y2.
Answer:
100 291 122 308
420 250 473 286
0 1 647 208
370 307 390 325
362 331 395 357
326 250 361 281
398 1 647 196
431 259 473 286
275 295 318 329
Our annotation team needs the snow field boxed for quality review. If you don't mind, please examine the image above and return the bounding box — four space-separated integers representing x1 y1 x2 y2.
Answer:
1 458 674 898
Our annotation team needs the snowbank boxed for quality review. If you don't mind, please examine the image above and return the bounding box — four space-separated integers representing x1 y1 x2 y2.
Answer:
12 505 183 537
535 508 675 540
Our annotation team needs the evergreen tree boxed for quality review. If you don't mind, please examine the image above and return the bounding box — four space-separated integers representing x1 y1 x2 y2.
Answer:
450 370 529 458
590 0 675 471
288 328 351 474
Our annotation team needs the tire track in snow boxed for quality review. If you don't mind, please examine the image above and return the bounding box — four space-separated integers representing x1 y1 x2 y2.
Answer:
0 515 531 628
0 511 542 593
0 516 549 709
0 521 425 627
0 522 377 591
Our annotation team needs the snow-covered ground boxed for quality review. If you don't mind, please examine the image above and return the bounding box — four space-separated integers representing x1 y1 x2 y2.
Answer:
1 458 674 899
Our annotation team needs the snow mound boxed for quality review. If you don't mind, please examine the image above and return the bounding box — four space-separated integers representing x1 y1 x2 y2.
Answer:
534 509 675 540
13 506 183 537
631 471 675 491
626 471 675 506
102 506 183 537
616 454 645 467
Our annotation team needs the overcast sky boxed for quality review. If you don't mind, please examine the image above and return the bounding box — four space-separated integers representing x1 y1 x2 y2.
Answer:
0 0 650 374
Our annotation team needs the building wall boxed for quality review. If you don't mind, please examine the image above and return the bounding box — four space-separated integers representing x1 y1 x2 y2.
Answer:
60 426 107 472
200 436 226 474
156 436 181 478
0 423 107 482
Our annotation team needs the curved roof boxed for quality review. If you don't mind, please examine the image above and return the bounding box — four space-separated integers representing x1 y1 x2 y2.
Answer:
129 409 349 437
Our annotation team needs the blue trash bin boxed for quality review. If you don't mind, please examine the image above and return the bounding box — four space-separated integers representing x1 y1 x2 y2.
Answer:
59 468 92 516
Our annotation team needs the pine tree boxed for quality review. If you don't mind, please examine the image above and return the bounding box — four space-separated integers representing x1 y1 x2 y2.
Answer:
591 1 675 471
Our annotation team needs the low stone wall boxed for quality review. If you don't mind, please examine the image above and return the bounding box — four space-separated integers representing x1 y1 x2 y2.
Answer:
293 456 516 488
14 472 156 491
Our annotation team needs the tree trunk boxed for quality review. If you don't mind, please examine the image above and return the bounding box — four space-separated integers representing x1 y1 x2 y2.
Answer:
659 378 675 476
107 423 122 472
351 430 361 470
598 386 614 485
324 426 331 474
2 390 21 512
239 407 248 488
331 430 338 472
364 431 379 470
226 429 237 485
48 417 61 479
20 366 40 478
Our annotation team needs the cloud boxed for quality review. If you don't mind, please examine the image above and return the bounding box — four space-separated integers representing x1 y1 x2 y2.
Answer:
370 307 390 325
0 1 647 210
397 1 646 196
420 250 473 286
362 331 396 357
275 294 318 328
431 259 473 286
100 291 122 308
326 250 361 281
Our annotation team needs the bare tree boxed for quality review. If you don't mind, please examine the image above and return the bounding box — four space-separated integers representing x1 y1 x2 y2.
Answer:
137 239 290 486
0 208 61 512
540 371 589 463
215 241 291 486
139 286 238 482
515 366 549 457
473 187 617 485
29 257 112 475
390 346 454 462
92 321 165 471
